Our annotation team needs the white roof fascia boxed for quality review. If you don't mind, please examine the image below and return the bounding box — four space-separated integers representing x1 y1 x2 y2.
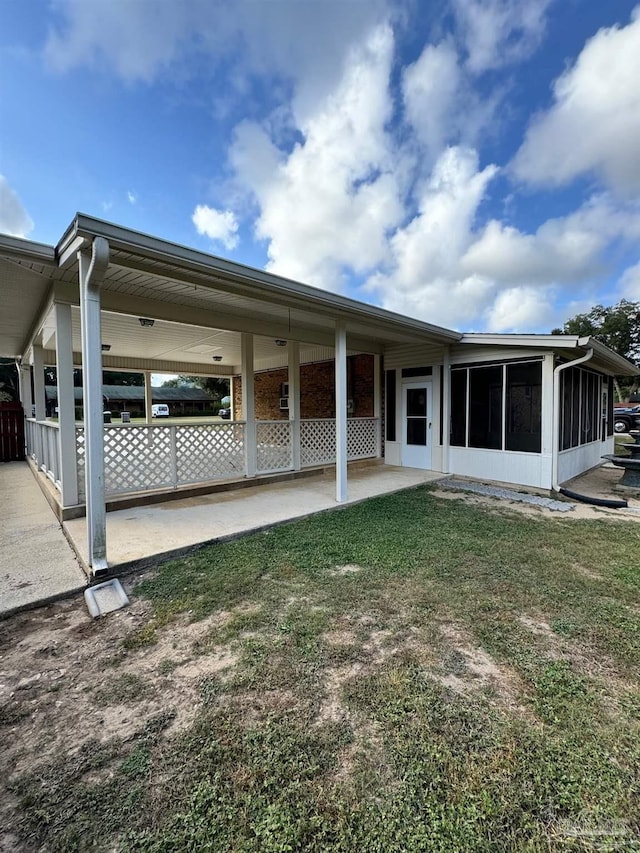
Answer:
62 213 462 345
0 233 56 265
578 337 639 376
460 333 582 348
459 333 638 376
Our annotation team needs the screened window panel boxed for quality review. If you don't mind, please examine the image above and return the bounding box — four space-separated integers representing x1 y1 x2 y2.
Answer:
469 366 503 450
450 369 467 447
506 362 542 453
385 370 396 442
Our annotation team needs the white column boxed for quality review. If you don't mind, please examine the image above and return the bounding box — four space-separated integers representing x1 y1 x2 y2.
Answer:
288 341 301 471
229 376 235 421
32 346 46 420
335 322 348 502
54 303 79 506
373 353 381 458
144 371 153 423
79 237 109 575
18 363 32 458
241 333 256 477
18 364 33 415
442 348 451 474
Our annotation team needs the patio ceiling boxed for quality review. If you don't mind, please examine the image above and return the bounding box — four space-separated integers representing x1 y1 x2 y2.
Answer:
40 307 342 374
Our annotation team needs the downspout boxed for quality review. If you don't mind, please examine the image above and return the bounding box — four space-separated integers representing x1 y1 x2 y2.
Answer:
551 348 593 493
79 236 110 574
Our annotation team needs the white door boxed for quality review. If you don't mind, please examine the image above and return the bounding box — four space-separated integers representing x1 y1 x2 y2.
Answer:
402 382 432 469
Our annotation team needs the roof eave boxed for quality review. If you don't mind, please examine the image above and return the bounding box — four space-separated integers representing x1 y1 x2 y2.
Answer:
62 213 462 345
0 233 56 264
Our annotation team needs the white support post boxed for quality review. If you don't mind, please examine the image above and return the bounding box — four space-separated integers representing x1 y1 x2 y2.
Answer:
289 341 301 471
18 363 32 457
54 303 79 506
32 346 46 466
241 333 256 477
32 346 46 421
442 347 451 474
230 376 235 421
18 364 33 415
373 353 381 458
79 237 110 575
335 322 348 502
144 371 153 423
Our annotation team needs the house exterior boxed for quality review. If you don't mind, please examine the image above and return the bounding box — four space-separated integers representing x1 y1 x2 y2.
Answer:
0 214 636 575
44 384 218 418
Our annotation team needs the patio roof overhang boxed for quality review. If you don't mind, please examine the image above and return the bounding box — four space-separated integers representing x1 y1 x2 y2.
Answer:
0 213 462 368
459 333 638 377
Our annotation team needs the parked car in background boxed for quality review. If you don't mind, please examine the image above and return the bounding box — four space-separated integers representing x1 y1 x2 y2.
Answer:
219 407 231 420
151 403 170 417
613 405 640 433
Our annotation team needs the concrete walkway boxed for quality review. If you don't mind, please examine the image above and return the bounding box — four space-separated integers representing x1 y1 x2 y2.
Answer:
0 462 86 618
64 465 445 571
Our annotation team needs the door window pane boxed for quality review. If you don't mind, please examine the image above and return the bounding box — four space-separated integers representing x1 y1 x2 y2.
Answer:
407 418 427 445
407 388 427 417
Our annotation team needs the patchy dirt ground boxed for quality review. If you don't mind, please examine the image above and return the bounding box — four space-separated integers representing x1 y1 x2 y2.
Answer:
1 481 638 851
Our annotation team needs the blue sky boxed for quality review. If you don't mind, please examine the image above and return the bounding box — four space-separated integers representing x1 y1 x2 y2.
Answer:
1 0 640 334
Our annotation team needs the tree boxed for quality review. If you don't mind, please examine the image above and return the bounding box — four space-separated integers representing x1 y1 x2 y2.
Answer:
44 368 144 387
0 359 18 402
161 375 230 402
552 299 640 400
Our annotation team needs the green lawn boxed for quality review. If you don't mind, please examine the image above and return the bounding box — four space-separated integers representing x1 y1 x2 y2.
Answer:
10 487 640 851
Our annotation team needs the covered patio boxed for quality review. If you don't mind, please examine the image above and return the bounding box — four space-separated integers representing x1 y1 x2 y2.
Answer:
1 214 459 577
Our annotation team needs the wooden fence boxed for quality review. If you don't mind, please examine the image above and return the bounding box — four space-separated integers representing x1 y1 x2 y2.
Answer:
0 402 25 461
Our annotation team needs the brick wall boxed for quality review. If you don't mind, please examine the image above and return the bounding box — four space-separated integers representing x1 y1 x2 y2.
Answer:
233 354 375 420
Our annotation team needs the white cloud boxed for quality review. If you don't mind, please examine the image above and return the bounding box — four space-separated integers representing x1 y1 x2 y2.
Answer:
365 152 640 332
0 177 34 238
192 205 239 250
230 25 403 289
402 41 462 160
364 146 500 327
513 7 640 196
461 195 640 286
619 262 640 300
484 285 557 331
127 191 137 204
452 0 551 74
45 0 192 81
44 0 387 117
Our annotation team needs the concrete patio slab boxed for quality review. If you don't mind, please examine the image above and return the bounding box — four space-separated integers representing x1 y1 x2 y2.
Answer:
64 465 445 571
0 462 87 618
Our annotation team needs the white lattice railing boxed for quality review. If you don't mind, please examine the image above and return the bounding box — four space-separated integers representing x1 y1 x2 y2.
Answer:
256 420 293 474
73 417 380 500
300 419 336 467
26 418 61 491
300 418 380 467
347 417 380 460
76 421 246 499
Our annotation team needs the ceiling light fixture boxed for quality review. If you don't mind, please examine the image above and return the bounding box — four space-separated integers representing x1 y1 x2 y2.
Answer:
138 317 155 327
101 344 111 352
275 339 287 347
212 355 223 362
